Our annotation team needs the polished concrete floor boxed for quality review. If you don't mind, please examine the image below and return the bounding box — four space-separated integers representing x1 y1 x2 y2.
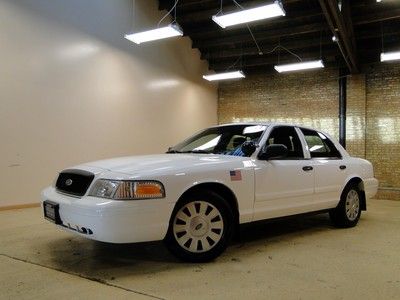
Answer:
0 199 399 300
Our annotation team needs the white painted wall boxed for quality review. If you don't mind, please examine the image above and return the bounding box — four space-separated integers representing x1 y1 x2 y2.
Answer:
0 0 218 206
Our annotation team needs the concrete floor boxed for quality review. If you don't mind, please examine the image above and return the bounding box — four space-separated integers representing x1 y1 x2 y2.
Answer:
0 200 399 300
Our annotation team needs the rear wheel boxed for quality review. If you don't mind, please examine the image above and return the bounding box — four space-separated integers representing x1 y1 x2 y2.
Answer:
330 184 362 228
164 190 234 262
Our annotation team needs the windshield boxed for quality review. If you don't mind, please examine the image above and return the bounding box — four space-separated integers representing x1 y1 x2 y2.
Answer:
168 125 267 157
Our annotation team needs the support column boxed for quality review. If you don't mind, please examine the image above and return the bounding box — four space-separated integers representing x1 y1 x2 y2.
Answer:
339 70 347 148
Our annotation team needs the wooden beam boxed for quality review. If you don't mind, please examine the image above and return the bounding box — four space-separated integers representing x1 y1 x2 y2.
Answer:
201 34 334 59
176 1 321 24
192 22 329 49
318 0 359 73
209 48 340 71
159 0 305 13
354 8 400 25
181 8 323 39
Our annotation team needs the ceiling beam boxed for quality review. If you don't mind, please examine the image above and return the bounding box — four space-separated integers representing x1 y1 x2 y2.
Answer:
209 48 340 71
176 0 276 23
201 34 334 59
159 0 304 13
176 1 321 25
318 0 359 73
353 8 400 25
181 9 323 39
192 22 329 49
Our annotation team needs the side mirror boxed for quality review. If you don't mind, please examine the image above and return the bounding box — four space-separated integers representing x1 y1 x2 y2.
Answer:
258 144 288 160
241 141 257 156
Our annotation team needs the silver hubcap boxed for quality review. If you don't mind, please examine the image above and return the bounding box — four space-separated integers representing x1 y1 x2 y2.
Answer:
345 189 360 221
173 201 224 253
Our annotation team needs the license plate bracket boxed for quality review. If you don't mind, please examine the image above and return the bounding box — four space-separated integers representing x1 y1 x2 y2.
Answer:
43 200 62 224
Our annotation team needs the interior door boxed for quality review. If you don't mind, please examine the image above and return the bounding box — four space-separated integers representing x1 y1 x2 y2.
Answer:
253 126 315 221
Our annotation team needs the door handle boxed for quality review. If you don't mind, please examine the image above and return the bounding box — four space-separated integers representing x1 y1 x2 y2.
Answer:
339 165 347 170
302 166 313 171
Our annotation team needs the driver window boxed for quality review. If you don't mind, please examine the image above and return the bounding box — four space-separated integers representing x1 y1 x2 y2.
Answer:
267 126 304 159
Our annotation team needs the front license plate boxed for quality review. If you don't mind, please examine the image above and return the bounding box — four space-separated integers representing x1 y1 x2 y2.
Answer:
43 200 61 224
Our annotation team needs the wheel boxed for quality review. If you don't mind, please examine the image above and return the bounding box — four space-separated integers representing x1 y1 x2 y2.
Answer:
164 190 234 262
329 183 362 228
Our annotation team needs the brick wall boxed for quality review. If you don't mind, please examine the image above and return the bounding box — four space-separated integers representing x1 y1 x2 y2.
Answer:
218 65 400 200
365 64 400 200
219 69 339 138
346 74 366 158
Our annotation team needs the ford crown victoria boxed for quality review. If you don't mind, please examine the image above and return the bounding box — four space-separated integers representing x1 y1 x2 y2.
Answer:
42 123 378 262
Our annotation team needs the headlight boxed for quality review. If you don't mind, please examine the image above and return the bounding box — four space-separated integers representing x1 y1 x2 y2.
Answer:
89 179 165 200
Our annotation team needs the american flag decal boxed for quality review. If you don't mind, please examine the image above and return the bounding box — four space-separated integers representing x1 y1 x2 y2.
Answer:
230 170 242 181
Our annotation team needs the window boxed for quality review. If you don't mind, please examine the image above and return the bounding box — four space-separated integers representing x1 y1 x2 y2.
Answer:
266 126 304 158
300 129 342 158
171 125 266 156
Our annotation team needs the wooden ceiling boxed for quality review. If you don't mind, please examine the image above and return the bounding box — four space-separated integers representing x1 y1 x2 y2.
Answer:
158 0 400 74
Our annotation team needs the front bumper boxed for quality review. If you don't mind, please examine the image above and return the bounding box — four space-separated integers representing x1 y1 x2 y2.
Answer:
41 187 174 243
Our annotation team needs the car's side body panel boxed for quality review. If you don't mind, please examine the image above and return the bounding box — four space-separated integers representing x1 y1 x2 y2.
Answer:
253 159 315 220
41 122 379 245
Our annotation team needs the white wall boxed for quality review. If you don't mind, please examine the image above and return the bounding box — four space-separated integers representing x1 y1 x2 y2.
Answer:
0 0 218 206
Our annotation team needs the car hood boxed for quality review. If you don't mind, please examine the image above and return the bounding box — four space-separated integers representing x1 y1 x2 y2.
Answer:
77 154 247 176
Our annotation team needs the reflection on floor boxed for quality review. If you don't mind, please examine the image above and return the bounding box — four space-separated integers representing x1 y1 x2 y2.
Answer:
1 200 399 299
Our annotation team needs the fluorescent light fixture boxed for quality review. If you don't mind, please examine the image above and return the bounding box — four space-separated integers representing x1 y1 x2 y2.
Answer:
124 24 183 44
274 60 324 73
203 71 245 81
377 0 382 2
212 1 285 28
380 51 400 62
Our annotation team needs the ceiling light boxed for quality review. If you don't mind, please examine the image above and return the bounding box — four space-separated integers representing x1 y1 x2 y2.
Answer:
380 51 400 62
377 0 382 2
274 60 324 73
203 71 245 81
124 24 183 44
212 1 285 28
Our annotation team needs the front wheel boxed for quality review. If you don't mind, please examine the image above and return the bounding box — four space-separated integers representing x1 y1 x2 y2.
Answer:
164 190 234 262
330 184 362 228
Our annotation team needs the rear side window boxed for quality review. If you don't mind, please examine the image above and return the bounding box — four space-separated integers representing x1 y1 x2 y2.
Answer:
300 129 342 158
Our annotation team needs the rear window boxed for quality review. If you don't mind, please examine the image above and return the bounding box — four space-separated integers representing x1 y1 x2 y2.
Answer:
301 129 342 158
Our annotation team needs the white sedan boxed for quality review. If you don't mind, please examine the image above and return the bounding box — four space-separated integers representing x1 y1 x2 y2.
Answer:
42 123 378 262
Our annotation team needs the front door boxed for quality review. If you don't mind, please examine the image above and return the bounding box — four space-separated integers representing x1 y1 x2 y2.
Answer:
254 126 315 221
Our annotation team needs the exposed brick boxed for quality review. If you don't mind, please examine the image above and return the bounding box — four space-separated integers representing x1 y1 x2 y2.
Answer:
365 64 400 200
219 69 340 138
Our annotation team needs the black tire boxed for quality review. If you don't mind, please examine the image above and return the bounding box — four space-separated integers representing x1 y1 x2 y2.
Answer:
329 183 362 228
164 190 234 262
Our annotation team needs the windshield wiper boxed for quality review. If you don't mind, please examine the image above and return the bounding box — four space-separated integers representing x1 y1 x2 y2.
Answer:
166 149 182 153
166 149 210 154
182 150 210 154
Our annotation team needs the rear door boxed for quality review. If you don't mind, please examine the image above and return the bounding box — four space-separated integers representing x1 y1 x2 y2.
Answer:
299 128 347 209
253 126 315 220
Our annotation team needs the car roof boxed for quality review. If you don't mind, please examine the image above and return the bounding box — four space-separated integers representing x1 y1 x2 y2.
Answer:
216 122 317 131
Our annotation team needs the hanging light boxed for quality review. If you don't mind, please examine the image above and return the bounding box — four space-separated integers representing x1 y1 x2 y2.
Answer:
274 60 324 73
212 1 285 29
125 0 182 44
380 51 400 62
203 71 245 81
124 24 183 44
